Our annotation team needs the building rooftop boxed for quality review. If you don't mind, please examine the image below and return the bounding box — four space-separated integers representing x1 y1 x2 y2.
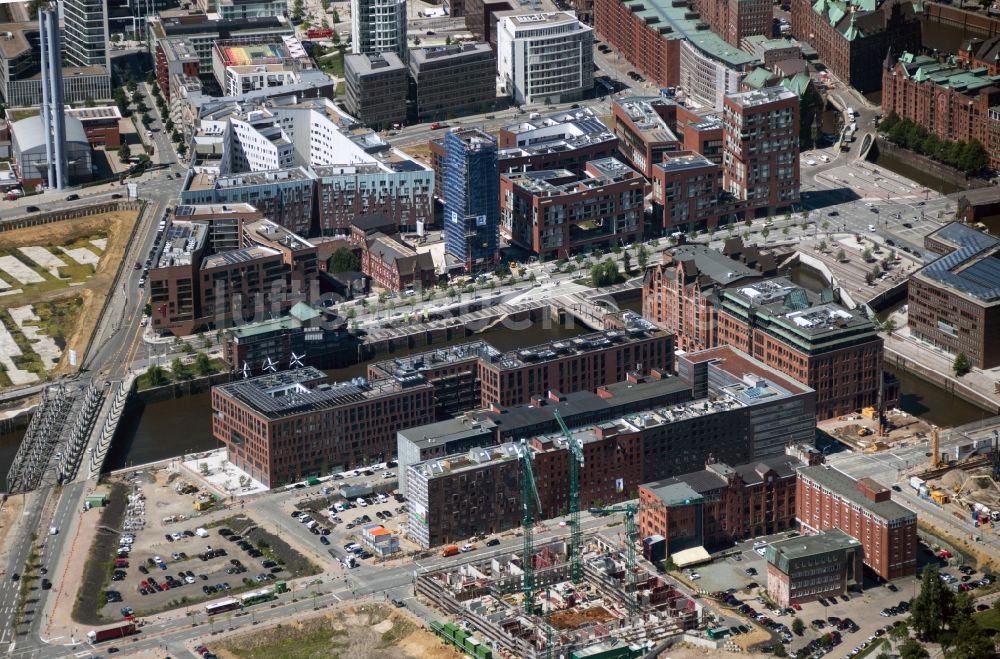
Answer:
658 243 761 286
175 203 260 217
500 11 588 29
681 345 811 395
65 106 122 121
154 220 210 268
411 442 522 480
615 96 679 144
215 366 431 419
371 341 490 379
503 157 639 196
244 218 314 251
345 51 405 75
495 107 616 159
409 42 493 67
189 166 315 192
798 465 916 523
655 152 717 173
201 245 280 269
915 223 1000 304
215 35 308 67
644 454 803 502
726 86 798 108
721 277 874 335
484 320 663 371
766 528 861 568
612 0 758 68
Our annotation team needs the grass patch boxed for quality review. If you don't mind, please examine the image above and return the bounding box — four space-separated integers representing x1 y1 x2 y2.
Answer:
335 81 345 96
73 482 128 625
378 616 416 648
8 108 39 121
56 262 97 283
0 311 45 377
975 606 1000 632
317 47 345 77
135 356 226 391
34 296 85 345
223 615 352 658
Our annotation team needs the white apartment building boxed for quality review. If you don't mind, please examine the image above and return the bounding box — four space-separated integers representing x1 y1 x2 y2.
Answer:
351 0 407 59
226 110 296 172
496 12 593 106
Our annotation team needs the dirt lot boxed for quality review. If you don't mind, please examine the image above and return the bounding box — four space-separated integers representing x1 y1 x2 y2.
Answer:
80 468 319 622
0 210 139 378
214 604 463 659
550 605 616 629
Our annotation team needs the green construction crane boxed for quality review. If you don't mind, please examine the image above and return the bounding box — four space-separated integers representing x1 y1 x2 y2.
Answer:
554 410 584 583
588 503 641 616
520 439 543 614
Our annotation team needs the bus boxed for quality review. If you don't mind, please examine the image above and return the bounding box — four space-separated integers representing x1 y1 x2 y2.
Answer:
240 590 278 608
205 599 240 616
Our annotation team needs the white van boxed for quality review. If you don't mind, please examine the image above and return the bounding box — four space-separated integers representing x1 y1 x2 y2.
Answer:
195 527 209 537
356 498 368 507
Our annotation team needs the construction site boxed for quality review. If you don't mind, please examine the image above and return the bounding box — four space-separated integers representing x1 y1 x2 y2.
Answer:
417 534 702 659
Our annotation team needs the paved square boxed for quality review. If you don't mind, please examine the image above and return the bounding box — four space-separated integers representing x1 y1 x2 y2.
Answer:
19 246 66 278
60 246 101 267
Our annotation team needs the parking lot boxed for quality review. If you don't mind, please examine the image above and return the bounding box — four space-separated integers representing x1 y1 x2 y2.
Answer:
96 470 319 620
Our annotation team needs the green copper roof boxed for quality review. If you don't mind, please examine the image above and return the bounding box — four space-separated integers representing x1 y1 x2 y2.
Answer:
828 1 846 25
781 72 813 97
625 0 758 67
743 67 775 89
843 13 860 41
813 0 827 13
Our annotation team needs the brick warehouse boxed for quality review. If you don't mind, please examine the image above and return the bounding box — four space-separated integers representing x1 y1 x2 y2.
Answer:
638 451 812 554
796 465 918 581
789 0 921 93
882 51 1000 170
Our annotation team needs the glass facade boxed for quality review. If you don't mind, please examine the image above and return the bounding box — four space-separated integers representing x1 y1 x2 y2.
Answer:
442 130 500 271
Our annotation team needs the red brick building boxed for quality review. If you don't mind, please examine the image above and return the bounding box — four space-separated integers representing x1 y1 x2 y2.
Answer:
722 88 800 213
651 152 751 232
882 51 1000 169
789 0 921 93
796 465 918 581
766 529 864 606
66 106 122 148
639 453 808 554
499 157 645 259
610 97 682 179
693 0 772 47
360 232 436 293
642 241 776 351
212 366 436 486
594 0 679 88
155 37 201 101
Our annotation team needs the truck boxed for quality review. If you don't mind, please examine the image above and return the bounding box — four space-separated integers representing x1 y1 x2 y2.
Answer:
930 490 949 504
306 27 333 38
441 544 460 557
973 502 1000 522
909 476 925 492
87 622 138 643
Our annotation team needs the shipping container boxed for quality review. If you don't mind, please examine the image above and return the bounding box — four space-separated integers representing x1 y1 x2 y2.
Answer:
909 476 925 491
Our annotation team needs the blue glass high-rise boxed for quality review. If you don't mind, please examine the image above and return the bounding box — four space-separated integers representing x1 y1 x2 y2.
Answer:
442 129 500 272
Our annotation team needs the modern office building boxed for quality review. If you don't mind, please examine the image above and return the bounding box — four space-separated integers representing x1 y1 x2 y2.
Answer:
351 0 407 59
220 302 356 372
594 0 758 110
343 52 407 129
882 52 1000 170
405 345 817 548
148 217 318 335
63 0 109 70
765 529 864 606
147 11 294 72
797 465 918 581
789 0 921 93
205 0 288 20
500 157 645 259
496 12 593 105
442 128 500 271
37 6 66 191
408 44 496 122
212 367 436 486
722 87 800 212
638 452 809 553
907 222 1000 369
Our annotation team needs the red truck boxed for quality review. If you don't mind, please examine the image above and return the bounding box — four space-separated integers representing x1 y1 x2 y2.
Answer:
87 622 138 643
306 27 333 38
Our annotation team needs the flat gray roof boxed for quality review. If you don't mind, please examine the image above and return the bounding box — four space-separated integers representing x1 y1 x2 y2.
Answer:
798 465 916 523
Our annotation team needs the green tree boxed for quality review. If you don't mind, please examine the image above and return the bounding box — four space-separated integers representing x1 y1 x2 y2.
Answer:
836 248 847 262
791 617 804 635
818 239 828 252
590 260 621 287
146 364 167 386
171 357 186 379
773 644 788 657
622 250 633 275
331 8 340 22
194 352 213 376
953 352 971 377
910 565 951 640
637 244 649 269
862 247 874 262
899 638 929 659
882 318 897 335
822 220 830 233
947 621 993 659
117 142 131 164
327 246 361 273
761 227 770 240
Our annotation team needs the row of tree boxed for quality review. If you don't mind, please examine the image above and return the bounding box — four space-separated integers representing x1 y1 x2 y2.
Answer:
879 112 990 175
